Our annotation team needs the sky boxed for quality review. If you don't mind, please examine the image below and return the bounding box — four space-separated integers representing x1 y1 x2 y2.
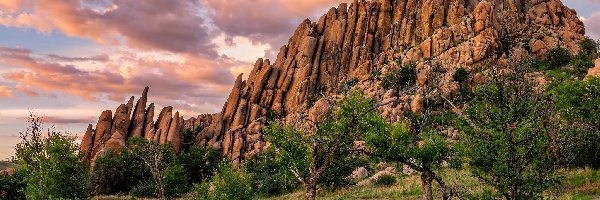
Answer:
0 0 598 160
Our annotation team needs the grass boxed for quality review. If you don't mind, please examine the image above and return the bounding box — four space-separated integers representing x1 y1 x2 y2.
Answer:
259 168 600 200
92 168 600 200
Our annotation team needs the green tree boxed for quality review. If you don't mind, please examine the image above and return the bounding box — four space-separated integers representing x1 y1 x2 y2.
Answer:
578 37 598 57
545 47 572 69
194 161 254 200
457 62 557 199
245 148 299 196
15 114 90 199
265 91 383 200
365 122 453 200
551 77 600 169
163 164 190 199
177 146 221 183
91 139 152 195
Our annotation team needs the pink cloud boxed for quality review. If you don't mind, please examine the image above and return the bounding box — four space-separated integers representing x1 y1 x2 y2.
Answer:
0 86 14 98
1 0 217 56
584 11 600 39
0 47 236 114
201 0 347 49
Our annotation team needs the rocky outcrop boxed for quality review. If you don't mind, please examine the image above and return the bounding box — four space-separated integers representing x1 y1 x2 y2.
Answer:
79 124 94 163
588 58 600 77
81 0 586 164
130 87 149 138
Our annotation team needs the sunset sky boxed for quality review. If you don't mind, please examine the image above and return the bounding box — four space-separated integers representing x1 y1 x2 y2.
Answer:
0 0 599 160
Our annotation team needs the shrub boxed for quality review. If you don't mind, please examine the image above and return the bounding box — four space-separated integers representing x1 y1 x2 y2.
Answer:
15 115 90 199
194 161 254 200
374 174 396 186
131 182 156 198
453 67 469 83
529 58 549 70
320 156 367 189
380 63 417 90
551 78 600 169
163 164 190 199
545 47 572 69
177 146 221 183
245 148 298 196
579 37 598 57
91 140 152 195
0 168 26 200
571 53 595 78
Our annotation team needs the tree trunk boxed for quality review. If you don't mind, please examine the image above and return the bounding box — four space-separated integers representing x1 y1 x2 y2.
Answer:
421 170 434 200
305 182 317 200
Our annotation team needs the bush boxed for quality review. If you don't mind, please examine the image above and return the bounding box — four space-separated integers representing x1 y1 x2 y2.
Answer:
374 174 396 186
320 156 367 189
453 67 469 83
380 63 417 90
19 135 90 199
0 168 26 200
177 146 221 183
163 164 190 199
91 139 152 195
194 161 254 200
579 37 598 57
15 114 90 200
545 47 572 69
245 148 298 196
529 58 549 70
131 182 156 198
571 53 595 78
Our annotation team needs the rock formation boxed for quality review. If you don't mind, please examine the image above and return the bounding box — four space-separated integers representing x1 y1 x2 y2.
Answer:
80 0 586 163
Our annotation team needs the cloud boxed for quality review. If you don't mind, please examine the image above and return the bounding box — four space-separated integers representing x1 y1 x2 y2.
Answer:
0 0 217 56
0 86 14 98
43 116 95 124
46 54 110 62
201 0 346 49
584 11 600 39
0 46 236 114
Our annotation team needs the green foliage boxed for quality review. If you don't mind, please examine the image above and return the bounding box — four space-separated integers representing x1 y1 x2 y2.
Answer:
365 123 451 171
16 132 90 199
163 164 190 199
91 139 152 195
131 181 156 198
319 156 367 189
194 161 254 200
571 53 595 78
0 168 26 200
177 146 221 183
380 63 417 90
578 37 598 57
458 67 557 199
374 174 396 186
545 47 572 69
551 78 600 169
529 58 549 70
245 148 299 196
265 91 385 198
453 67 469 83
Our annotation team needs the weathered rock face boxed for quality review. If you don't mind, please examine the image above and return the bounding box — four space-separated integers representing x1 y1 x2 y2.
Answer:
81 0 585 164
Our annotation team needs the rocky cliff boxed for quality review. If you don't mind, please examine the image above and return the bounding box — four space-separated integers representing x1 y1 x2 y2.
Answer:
80 0 586 164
